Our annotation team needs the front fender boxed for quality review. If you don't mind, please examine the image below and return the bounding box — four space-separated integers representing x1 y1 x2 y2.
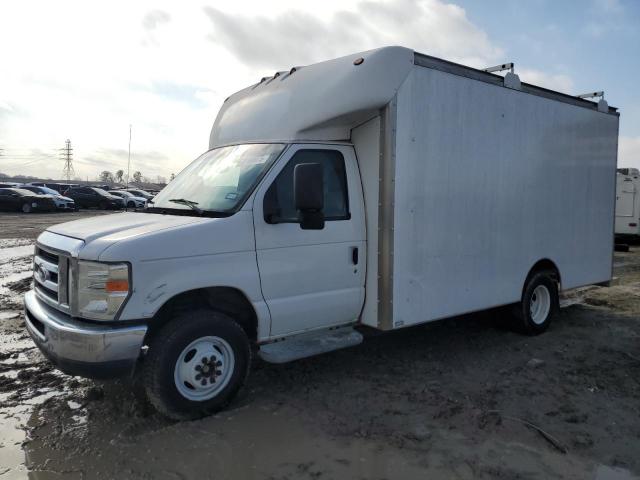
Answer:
119 250 271 341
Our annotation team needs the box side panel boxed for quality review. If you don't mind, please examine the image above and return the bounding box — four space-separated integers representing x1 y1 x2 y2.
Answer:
351 116 381 327
392 66 619 327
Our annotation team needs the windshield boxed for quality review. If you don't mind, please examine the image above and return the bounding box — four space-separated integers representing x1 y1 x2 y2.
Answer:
40 187 58 195
90 188 112 197
150 144 285 215
129 190 151 198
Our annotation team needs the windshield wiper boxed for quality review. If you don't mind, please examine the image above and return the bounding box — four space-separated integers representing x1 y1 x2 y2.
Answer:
169 198 203 214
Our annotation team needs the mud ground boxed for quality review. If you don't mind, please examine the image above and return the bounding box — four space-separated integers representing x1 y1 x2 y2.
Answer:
0 211 639 479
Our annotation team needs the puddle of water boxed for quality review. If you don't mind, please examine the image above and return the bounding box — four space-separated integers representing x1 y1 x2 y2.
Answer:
595 465 639 480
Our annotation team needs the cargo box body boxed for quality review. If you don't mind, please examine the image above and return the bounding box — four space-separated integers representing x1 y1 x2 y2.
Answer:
615 170 640 237
354 54 619 330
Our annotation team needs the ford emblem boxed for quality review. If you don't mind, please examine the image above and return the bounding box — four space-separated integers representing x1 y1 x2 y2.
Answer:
35 264 47 283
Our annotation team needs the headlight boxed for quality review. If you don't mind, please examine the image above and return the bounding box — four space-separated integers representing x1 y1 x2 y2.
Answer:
77 261 130 320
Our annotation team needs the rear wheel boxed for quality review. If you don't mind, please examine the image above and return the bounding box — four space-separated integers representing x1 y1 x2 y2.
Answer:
127 201 135 209
98 201 107 210
515 271 558 334
22 203 32 213
143 309 251 420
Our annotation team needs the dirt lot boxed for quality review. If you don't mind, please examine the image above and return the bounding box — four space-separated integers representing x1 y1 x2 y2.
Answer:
1 211 639 479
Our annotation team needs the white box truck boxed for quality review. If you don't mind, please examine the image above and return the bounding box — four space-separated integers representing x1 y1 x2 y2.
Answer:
24 46 619 419
615 168 640 238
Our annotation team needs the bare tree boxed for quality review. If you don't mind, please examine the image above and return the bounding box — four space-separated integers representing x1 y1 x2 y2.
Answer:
115 169 124 183
133 171 143 183
99 171 114 183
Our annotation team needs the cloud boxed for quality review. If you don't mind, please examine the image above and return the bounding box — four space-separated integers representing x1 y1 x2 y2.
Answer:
204 0 503 70
592 0 623 14
619 136 640 169
517 68 574 94
583 0 626 37
142 10 171 30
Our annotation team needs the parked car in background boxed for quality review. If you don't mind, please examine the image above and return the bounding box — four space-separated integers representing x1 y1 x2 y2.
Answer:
20 185 76 211
108 190 147 209
64 186 124 210
125 189 154 200
0 188 57 213
29 182 79 194
0 182 22 188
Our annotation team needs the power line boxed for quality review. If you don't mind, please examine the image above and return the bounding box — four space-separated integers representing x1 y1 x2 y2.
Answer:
59 139 75 181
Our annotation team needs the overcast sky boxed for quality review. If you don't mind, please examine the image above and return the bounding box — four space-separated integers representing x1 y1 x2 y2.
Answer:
0 0 638 181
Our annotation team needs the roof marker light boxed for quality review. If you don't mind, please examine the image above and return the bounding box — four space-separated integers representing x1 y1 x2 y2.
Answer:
353 57 364 66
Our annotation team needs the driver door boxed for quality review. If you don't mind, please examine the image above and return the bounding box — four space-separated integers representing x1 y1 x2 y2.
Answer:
252 144 366 337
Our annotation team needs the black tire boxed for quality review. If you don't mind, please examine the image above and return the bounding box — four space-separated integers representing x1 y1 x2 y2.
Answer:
127 201 135 209
515 271 559 335
143 309 251 420
98 201 107 210
22 203 32 213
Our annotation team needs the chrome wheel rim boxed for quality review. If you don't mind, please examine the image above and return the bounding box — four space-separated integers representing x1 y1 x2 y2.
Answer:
173 336 235 401
530 285 551 325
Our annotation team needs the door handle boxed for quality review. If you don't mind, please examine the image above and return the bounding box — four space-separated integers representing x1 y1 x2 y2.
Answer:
351 247 359 265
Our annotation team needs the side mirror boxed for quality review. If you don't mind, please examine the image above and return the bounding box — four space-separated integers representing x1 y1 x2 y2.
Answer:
294 163 324 230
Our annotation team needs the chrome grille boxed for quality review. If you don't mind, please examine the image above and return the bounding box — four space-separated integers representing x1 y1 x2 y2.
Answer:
34 245 70 308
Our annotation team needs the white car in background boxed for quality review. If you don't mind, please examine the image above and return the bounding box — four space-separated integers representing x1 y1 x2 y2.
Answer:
125 189 154 201
108 190 147 209
20 185 76 210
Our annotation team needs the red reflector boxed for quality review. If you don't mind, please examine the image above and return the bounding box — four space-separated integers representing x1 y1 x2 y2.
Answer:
629 223 638 227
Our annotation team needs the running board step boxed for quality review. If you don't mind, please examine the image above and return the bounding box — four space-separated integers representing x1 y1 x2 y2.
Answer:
258 326 363 364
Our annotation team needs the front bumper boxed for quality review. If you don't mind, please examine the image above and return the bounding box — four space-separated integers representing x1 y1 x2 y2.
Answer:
55 202 75 210
24 290 147 379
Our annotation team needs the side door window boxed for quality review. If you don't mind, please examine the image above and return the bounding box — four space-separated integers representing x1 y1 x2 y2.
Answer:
263 150 350 225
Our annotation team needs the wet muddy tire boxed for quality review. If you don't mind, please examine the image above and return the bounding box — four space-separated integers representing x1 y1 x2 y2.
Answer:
142 309 251 420
515 271 559 335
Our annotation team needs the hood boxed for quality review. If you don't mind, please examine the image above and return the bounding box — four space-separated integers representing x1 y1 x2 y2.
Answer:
47 212 209 258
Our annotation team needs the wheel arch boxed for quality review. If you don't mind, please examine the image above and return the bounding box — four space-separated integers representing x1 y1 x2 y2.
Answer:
145 286 258 345
523 258 562 293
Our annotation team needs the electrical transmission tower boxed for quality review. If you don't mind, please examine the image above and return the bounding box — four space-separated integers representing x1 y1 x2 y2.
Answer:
60 139 75 181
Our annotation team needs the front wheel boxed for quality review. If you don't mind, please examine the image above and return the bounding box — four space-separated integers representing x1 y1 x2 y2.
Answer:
143 310 251 420
127 201 135 209
22 203 32 213
516 271 559 335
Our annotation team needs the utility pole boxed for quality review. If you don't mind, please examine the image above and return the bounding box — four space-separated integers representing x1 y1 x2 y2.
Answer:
126 124 132 188
60 139 75 182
